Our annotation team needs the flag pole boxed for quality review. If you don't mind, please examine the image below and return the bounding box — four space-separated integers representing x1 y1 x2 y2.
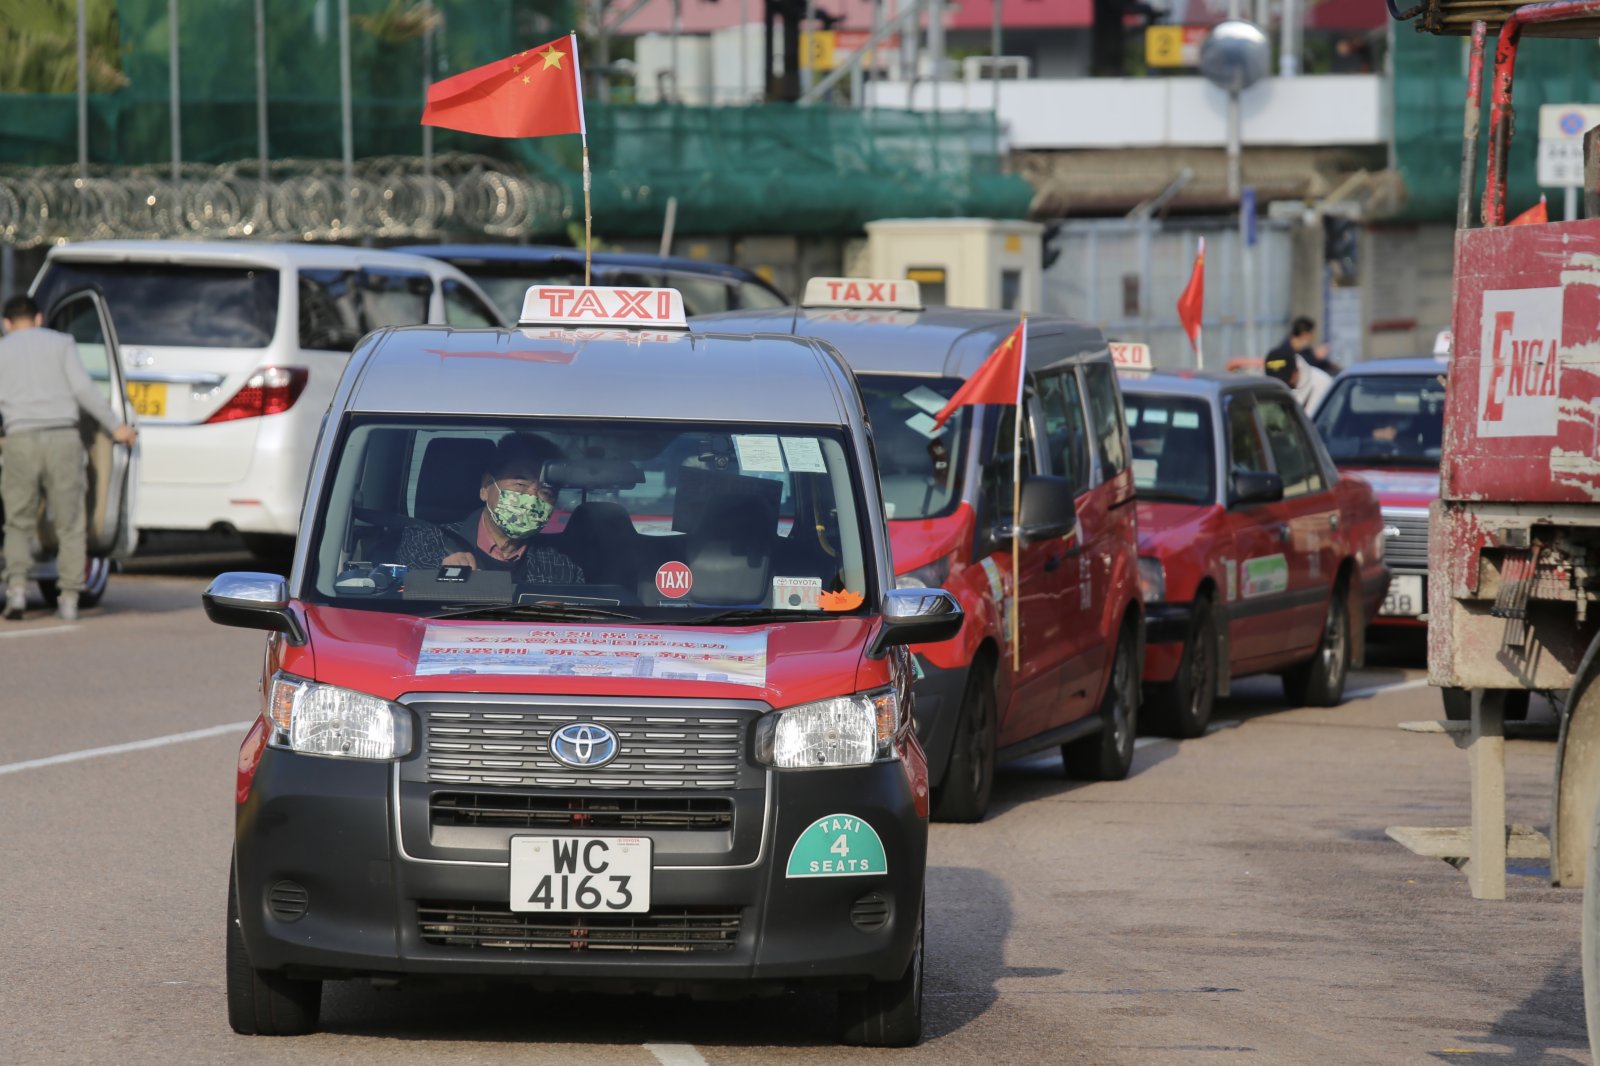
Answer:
1010 317 1027 674
570 31 593 285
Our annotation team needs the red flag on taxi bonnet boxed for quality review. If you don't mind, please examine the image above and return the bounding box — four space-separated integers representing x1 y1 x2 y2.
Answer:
1509 195 1548 226
421 34 585 140
1176 237 1205 355
931 321 1026 429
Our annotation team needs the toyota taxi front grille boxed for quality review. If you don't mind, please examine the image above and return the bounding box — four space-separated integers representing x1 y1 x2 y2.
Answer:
418 903 742 953
431 792 734 831
1383 509 1430 572
419 707 747 790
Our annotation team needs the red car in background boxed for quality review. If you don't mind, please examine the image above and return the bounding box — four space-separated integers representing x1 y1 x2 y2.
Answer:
1119 372 1389 737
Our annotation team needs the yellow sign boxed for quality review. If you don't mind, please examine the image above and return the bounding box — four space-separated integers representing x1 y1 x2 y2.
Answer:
1145 26 1185 68
801 30 837 71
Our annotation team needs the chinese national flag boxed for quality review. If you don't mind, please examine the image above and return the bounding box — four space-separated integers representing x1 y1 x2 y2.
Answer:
421 34 585 139
1510 195 1548 226
932 321 1026 429
1176 236 1205 353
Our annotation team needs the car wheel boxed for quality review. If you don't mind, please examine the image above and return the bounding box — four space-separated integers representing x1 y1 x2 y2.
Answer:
1443 687 1531 722
932 662 997 824
1063 624 1139 781
837 908 923 1047
227 864 321 1036
1282 580 1351 708
1144 597 1218 740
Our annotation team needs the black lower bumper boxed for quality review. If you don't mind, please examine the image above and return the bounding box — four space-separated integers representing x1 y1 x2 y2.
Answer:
1143 602 1193 645
234 748 926 991
909 656 969 791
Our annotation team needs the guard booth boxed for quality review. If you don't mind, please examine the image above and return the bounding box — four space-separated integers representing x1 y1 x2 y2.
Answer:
863 218 1042 312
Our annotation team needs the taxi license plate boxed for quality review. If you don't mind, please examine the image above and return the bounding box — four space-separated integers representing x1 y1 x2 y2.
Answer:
126 382 167 418
1381 574 1424 617
509 835 651 913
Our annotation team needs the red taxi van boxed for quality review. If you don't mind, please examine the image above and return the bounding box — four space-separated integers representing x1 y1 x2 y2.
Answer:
698 278 1143 823
1118 370 1388 736
204 285 962 1046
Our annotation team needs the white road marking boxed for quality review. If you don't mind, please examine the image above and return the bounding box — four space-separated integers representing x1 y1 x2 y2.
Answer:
0 720 253 778
1344 677 1431 701
0 624 79 639
645 1044 710 1066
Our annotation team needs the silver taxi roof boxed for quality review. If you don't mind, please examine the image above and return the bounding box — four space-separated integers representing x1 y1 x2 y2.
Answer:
43 239 464 274
342 325 860 426
693 306 1109 379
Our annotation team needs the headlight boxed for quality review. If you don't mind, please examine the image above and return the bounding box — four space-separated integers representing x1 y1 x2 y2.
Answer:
896 554 952 590
756 688 900 769
267 673 413 760
1138 556 1166 603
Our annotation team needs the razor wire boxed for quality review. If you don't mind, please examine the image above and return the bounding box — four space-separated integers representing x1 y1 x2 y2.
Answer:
0 154 569 248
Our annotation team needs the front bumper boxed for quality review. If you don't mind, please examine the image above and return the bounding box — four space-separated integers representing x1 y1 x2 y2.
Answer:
1141 602 1193 683
234 747 926 991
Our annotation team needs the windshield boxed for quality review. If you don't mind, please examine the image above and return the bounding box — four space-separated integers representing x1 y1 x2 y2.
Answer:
1313 372 1445 467
34 261 280 348
1123 393 1216 505
460 264 785 322
858 374 968 521
307 417 875 621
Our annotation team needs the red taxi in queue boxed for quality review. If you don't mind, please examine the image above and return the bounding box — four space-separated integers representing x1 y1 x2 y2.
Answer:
697 278 1143 823
1117 365 1388 736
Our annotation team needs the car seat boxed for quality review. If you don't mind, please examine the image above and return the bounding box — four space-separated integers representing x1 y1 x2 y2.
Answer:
415 437 496 524
1160 431 1213 500
557 501 640 589
683 497 776 605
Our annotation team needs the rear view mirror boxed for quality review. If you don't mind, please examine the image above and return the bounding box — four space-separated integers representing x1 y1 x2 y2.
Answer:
203 572 306 645
870 588 964 655
1017 475 1077 544
1230 470 1284 507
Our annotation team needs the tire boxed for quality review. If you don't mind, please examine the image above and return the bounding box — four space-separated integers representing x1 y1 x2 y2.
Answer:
241 533 296 563
1143 597 1218 740
1063 625 1139 781
1282 579 1351 708
1442 687 1531 722
227 864 321 1036
932 662 998 823
837 911 923 1047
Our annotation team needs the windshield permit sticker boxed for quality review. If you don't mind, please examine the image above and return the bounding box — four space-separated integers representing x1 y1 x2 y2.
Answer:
904 412 948 440
903 385 949 416
655 561 694 600
786 814 888 878
773 576 823 610
818 589 865 612
1241 554 1288 598
417 624 767 687
732 434 786 473
780 436 828 474
1132 458 1158 488
1173 410 1200 429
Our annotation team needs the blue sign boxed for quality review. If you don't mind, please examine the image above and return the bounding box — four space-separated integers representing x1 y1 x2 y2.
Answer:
1242 186 1257 247
1561 110 1586 136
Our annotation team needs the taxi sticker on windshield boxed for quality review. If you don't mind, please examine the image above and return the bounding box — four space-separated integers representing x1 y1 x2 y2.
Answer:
1241 554 1289 598
904 412 948 439
780 436 827 473
732 434 786 473
903 385 948 415
655 561 694 599
818 589 865 611
786 814 888 878
773 576 823 610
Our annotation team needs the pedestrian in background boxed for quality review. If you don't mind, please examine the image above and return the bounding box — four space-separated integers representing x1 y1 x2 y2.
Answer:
1264 346 1332 413
0 294 137 621
1269 316 1341 376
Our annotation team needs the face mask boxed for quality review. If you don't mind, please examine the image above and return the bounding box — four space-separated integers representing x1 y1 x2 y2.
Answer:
488 487 553 539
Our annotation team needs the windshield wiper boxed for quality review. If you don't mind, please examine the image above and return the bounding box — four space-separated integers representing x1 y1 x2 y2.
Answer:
432 601 642 623
685 607 842 625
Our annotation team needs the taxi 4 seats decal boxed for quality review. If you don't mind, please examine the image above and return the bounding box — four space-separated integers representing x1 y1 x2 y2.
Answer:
786 813 888 878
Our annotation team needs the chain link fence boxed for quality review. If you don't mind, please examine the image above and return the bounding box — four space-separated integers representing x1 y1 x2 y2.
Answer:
0 153 568 248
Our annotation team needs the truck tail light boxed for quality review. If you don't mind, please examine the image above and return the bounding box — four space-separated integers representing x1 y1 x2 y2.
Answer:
204 366 309 424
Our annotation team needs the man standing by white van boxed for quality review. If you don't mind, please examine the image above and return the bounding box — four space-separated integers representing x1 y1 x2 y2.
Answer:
0 294 137 621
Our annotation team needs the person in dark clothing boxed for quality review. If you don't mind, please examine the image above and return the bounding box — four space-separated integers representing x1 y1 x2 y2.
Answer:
397 432 584 584
1267 315 1340 377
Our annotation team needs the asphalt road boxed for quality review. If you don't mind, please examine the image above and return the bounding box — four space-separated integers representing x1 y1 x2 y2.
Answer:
0 542 1588 1065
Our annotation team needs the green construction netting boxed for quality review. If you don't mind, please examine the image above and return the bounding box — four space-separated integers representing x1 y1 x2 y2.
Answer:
1392 25 1600 221
0 0 1029 237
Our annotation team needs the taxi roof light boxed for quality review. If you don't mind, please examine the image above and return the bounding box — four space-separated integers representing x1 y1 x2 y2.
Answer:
802 276 923 311
518 284 688 330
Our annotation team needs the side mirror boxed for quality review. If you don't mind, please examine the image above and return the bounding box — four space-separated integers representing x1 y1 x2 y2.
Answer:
1230 470 1284 507
1016 475 1078 545
869 587 964 656
202 572 306 645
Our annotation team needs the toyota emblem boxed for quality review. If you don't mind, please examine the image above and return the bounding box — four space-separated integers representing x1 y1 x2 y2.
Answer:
549 723 620 769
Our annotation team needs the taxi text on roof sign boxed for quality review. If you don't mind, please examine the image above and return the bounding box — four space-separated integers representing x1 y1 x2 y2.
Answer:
802 277 923 311
519 285 689 329
1109 342 1153 372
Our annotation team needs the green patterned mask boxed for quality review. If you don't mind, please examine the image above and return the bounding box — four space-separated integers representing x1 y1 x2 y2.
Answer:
488 487 553 538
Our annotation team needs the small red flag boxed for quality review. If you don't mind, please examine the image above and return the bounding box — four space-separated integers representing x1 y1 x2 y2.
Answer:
1509 195 1548 226
421 34 585 140
932 322 1026 429
1176 237 1205 354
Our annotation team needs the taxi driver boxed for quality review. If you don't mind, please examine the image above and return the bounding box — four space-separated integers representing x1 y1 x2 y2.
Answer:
398 432 585 584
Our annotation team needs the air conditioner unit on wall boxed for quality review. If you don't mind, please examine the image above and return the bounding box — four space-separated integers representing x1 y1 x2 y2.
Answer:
962 56 1029 82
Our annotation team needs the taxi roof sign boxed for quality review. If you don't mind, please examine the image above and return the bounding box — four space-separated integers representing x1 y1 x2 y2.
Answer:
519 285 688 329
802 277 923 311
1109 342 1153 371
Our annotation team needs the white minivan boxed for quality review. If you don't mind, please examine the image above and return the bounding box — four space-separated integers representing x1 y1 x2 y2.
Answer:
31 241 505 556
